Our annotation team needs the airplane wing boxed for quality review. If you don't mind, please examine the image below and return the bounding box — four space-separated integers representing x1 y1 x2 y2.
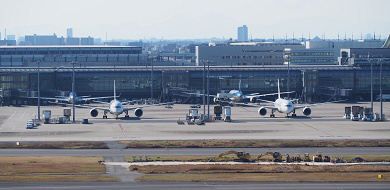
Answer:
81 96 116 101
294 100 344 109
28 97 68 102
89 100 111 104
245 91 295 99
183 92 217 97
65 104 110 111
122 102 174 111
255 99 276 103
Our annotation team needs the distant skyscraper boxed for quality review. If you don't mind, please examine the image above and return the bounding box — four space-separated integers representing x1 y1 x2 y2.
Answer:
7 35 15 40
237 25 248 42
67 28 73 38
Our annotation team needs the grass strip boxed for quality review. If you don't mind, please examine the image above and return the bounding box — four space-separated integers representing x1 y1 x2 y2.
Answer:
0 156 105 175
130 164 390 174
0 142 108 149
121 140 390 148
137 172 390 182
0 175 119 182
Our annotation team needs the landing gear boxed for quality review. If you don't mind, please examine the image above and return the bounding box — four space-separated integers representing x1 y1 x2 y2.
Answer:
270 110 275 118
124 111 129 118
103 111 108 119
292 110 297 118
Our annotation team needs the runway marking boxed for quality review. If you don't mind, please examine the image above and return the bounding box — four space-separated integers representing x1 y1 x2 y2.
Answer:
119 124 127 138
299 122 336 137
0 111 16 130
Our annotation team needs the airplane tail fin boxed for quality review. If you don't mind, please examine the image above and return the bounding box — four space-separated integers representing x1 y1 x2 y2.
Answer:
114 80 116 100
277 79 281 99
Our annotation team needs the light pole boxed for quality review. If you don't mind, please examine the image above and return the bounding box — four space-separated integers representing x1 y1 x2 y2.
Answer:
37 61 41 121
284 49 291 98
207 61 210 121
369 54 373 118
380 58 383 121
151 57 153 102
203 60 205 121
71 61 77 123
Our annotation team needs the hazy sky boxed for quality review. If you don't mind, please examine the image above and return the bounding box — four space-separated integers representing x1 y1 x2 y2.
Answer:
1 0 389 40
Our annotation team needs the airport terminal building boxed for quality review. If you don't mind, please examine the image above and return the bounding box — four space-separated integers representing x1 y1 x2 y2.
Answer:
0 45 390 105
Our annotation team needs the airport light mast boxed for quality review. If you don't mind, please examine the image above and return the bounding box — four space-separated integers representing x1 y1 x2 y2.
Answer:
37 61 41 121
71 61 77 123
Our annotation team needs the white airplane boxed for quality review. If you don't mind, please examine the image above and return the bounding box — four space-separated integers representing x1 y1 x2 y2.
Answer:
187 76 293 104
257 80 340 118
36 92 115 104
77 80 165 119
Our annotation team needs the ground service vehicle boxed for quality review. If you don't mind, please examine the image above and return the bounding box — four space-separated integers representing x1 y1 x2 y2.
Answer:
214 150 252 162
286 154 302 162
256 152 283 162
304 153 311 162
313 153 323 162
222 107 232 122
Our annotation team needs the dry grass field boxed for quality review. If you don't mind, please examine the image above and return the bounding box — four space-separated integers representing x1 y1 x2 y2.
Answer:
121 140 390 148
131 160 390 182
0 156 118 182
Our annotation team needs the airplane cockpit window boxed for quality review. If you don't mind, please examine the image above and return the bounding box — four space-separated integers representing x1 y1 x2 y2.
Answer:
115 106 121 108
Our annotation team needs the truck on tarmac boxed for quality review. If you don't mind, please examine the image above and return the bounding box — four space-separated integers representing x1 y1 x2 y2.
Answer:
42 110 51 124
222 107 232 122
351 106 360 121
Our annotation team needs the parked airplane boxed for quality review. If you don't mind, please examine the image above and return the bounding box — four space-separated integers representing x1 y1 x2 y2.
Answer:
187 76 293 104
257 80 340 118
36 92 115 104
77 80 166 119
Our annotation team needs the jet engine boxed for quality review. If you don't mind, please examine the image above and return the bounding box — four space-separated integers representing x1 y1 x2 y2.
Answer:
258 107 267 116
250 97 257 103
303 107 312 116
90 108 98 117
134 108 143 117
213 97 221 104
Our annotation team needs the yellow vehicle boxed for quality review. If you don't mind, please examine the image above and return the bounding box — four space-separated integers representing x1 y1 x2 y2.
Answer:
256 152 282 162
304 153 311 162
214 150 252 162
286 154 302 162
313 152 323 162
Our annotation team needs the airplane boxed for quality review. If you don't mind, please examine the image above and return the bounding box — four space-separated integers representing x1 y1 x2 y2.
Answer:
38 92 115 104
186 76 293 104
256 80 340 118
76 80 167 119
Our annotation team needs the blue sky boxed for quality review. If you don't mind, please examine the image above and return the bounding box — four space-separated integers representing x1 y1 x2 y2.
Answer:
0 0 389 40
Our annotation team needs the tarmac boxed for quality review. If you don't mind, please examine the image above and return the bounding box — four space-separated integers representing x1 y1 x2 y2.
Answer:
0 101 389 142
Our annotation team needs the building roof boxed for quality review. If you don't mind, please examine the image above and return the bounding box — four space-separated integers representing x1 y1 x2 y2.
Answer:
382 34 390 48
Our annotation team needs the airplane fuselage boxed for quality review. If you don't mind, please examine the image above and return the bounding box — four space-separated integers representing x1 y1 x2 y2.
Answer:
109 100 124 116
217 90 244 102
274 98 294 114
68 95 79 104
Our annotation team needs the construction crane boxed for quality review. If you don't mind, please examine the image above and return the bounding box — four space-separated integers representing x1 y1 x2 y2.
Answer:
214 150 252 162
256 152 283 162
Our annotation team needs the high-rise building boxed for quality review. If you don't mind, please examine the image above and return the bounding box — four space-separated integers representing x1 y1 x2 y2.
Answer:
67 28 73 38
7 35 15 40
237 25 248 42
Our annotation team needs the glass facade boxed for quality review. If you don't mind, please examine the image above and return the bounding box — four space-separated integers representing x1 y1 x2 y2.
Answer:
1 66 389 101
